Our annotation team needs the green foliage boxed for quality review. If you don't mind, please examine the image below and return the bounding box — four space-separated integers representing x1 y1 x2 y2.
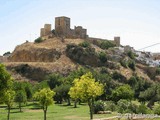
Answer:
127 51 135 59
4 90 15 108
112 71 127 83
0 64 13 100
93 100 106 114
54 84 71 104
33 80 49 92
3 90 15 120
66 44 108 66
156 68 160 75
139 84 160 108
34 88 55 120
111 85 134 102
34 88 55 107
117 99 138 113
69 72 104 119
69 72 104 101
99 40 116 50
105 101 116 112
137 103 151 114
117 99 129 113
34 37 43 43
14 90 27 112
154 104 160 115
128 60 136 71
98 52 107 63
46 73 63 89
79 41 90 48
3 51 11 56
120 59 128 68
128 75 152 99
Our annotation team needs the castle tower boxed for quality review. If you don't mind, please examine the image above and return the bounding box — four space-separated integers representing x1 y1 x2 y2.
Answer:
44 24 51 35
55 16 71 36
114 36 120 47
40 24 51 37
40 28 45 37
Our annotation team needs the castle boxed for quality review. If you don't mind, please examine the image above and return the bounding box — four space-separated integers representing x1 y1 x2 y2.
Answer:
40 16 120 46
40 16 87 39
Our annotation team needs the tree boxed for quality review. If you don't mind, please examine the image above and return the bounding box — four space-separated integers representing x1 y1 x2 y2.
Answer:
46 73 63 89
34 88 55 120
111 84 134 102
14 90 27 112
69 72 103 119
139 84 160 109
54 84 71 105
3 90 15 120
0 64 13 101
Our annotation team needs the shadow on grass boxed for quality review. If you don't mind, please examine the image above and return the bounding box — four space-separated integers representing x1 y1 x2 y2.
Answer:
11 111 23 113
26 102 42 110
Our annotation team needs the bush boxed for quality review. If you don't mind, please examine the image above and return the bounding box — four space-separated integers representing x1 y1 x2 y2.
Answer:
93 100 106 114
137 104 151 114
105 101 116 112
34 37 43 43
120 59 128 68
117 99 129 113
99 41 116 49
79 41 90 48
128 60 135 71
154 104 160 115
127 51 135 59
98 52 107 63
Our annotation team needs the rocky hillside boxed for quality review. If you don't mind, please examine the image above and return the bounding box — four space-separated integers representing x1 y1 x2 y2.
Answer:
4 37 160 82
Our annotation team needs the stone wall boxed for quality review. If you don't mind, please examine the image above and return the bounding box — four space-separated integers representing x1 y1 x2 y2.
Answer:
40 24 51 37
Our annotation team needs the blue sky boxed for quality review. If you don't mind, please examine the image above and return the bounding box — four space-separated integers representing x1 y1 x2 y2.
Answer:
0 0 160 55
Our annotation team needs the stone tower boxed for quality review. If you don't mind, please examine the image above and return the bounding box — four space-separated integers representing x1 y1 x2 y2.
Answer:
114 36 120 47
40 24 51 37
55 16 71 36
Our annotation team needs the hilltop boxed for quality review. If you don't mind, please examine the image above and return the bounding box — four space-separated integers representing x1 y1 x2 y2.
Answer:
2 36 159 83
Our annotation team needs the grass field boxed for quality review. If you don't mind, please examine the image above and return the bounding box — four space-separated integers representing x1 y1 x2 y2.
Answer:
0 102 116 120
1 102 160 120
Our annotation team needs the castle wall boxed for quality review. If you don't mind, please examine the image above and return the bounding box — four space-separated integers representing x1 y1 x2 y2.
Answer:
55 16 70 36
44 24 51 35
40 28 45 37
74 26 87 38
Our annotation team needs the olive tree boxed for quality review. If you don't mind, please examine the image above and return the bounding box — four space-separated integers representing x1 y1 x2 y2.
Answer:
69 72 104 119
34 88 55 120
3 90 15 120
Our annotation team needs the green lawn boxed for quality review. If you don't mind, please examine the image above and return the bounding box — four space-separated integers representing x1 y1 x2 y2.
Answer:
0 102 116 120
1 102 160 120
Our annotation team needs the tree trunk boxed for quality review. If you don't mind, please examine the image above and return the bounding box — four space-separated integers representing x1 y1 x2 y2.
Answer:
19 102 22 112
43 106 47 120
67 98 71 106
74 99 77 108
88 98 94 120
7 106 10 120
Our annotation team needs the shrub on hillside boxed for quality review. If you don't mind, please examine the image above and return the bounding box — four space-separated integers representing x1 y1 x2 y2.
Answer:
128 60 136 71
34 37 43 43
79 41 90 48
98 40 116 50
127 51 135 59
98 52 107 63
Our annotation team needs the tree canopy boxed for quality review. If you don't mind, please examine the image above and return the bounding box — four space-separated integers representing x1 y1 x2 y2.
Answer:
69 72 103 119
